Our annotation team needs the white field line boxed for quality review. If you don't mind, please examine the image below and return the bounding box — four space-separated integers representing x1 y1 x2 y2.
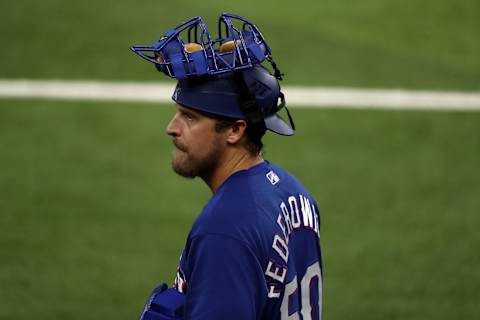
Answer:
1 79 480 111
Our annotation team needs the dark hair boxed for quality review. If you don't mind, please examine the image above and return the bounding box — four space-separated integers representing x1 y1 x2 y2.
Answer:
214 117 266 156
190 107 266 156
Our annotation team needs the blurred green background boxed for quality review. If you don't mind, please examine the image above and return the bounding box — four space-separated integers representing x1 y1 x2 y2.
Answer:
1 0 479 319
2 0 480 89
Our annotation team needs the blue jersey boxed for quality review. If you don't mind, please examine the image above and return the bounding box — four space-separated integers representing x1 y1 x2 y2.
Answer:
173 161 323 320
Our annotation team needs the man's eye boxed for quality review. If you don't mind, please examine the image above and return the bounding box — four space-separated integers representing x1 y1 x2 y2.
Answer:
181 112 194 120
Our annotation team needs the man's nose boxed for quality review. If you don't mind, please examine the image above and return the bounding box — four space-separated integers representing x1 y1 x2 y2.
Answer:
166 112 180 137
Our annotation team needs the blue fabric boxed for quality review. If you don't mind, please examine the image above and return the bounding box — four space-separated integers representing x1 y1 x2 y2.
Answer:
175 161 323 319
190 51 208 76
140 288 185 320
247 42 266 63
171 53 187 80
172 75 246 119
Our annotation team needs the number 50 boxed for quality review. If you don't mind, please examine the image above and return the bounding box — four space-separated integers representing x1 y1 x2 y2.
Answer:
280 262 322 320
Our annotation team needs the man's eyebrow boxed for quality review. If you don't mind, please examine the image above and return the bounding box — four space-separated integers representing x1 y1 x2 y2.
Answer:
178 106 211 119
178 108 197 117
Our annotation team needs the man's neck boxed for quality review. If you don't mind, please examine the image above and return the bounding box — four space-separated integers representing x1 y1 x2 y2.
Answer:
203 150 264 193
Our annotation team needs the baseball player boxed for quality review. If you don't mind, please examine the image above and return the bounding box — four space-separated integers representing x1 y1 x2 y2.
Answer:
132 13 323 320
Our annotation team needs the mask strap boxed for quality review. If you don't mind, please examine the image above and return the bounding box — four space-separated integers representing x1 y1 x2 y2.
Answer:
267 56 284 80
276 91 295 131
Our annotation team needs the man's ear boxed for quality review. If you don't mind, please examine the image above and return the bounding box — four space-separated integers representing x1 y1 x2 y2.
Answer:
226 120 247 145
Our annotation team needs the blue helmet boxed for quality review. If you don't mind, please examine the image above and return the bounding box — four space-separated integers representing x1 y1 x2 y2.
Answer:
172 65 294 135
130 13 295 136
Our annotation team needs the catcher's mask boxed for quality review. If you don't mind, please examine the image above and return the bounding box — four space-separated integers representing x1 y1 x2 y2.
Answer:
130 13 294 136
130 13 274 79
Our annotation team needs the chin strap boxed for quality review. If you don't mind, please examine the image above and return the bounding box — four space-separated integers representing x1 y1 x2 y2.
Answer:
267 56 284 80
275 91 296 132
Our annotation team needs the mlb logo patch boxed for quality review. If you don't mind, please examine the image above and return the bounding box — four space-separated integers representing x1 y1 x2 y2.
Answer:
266 170 280 185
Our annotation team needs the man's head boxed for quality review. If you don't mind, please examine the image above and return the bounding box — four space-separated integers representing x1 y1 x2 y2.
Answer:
131 13 295 187
166 102 268 179
166 65 294 180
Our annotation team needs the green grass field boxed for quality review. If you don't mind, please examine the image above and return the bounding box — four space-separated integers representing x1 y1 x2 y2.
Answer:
1 0 480 319
1 100 479 319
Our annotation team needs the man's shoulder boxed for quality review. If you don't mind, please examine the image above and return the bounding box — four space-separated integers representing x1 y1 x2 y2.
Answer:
207 162 301 212
188 187 272 253
195 183 262 232
191 161 316 236
189 162 277 239
223 161 306 193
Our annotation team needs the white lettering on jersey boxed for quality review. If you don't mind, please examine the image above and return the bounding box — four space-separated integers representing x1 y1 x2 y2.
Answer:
300 195 314 229
272 234 289 263
265 194 320 301
280 201 293 236
268 284 281 298
265 260 287 283
313 204 319 235
289 196 301 229
277 214 288 240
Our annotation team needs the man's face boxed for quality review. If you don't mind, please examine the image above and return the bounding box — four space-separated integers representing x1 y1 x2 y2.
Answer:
166 104 226 179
